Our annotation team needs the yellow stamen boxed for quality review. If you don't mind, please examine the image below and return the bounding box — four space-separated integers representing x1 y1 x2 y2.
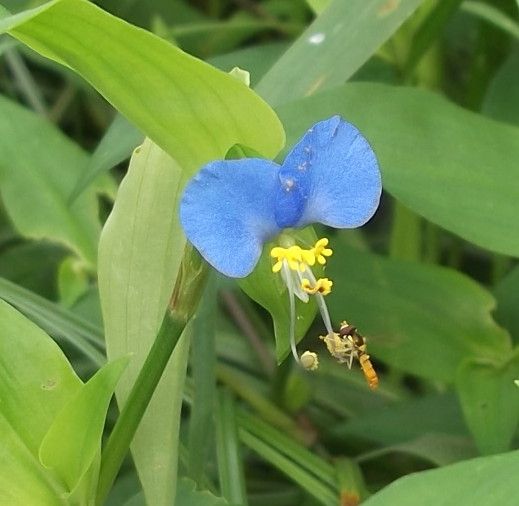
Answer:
270 237 333 272
311 238 333 265
301 277 333 295
270 245 306 272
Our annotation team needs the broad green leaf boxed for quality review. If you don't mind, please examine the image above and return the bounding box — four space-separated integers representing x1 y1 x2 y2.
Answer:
0 94 101 265
0 299 82 503
482 47 519 126
176 478 232 506
358 433 477 467
0 0 285 170
456 352 519 455
324 242 510 382
39 356 128 494
277 82 519 257
98 140 188 505
494 266 519 343
363 449 519 506
69 114 143 203
256 0 425 106
332 393 468 445
238 227 319 363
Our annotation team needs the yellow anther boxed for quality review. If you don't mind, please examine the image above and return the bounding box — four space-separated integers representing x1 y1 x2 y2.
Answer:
312 237 333 265
300 248 316 267
270 245 306 272
300 351 319 371
271 238 334 273
301 277 333 296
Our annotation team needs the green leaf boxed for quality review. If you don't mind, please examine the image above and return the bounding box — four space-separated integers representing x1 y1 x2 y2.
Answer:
238 410 336 490
57 256 90 307
256 0 425 106
482 47 519 126
332 393 468 446
187 280 217 482
362 449 519 506
98 139 188 505
461 1 519 40
277 82 519 257
176 478 231 506
325 243 510 382
168 14 301 58
69 114 143 203
0 0 285 170
39 356 128 494
335 458 368 504
494 266 519 343
305 0 331 15
0 94 101 265
239 429 337 506
216 390 248 505
0 299 82 503
358 433 477 467
0 276 105 367
403 0 464 74
0 241 65 299
456 352 519 455
238 227 319 363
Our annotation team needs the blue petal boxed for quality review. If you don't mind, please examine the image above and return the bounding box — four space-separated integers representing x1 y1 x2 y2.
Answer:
180 159 281 277
274 161 311 228
277 116 382 229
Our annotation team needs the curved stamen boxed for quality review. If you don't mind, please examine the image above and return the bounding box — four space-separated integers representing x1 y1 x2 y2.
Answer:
302 267 334 336
281 259 300 364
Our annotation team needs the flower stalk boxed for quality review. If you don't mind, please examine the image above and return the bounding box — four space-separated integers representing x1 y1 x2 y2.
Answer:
96 244 208 505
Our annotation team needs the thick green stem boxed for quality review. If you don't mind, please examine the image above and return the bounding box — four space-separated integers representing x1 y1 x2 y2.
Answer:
96 244 208 504
95 310 186 504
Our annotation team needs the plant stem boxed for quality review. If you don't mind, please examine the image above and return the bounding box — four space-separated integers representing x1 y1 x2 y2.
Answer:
5 48 48 116
95 309 186 504
96 244 208 504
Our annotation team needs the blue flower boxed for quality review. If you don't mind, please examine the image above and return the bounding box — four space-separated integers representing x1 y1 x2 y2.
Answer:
180 115 381 278
180 115 381 372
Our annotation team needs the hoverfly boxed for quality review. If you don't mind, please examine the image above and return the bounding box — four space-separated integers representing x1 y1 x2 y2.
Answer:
339 321 379 390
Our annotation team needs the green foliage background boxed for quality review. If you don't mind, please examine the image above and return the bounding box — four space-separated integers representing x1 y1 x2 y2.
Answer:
0 0 519 505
